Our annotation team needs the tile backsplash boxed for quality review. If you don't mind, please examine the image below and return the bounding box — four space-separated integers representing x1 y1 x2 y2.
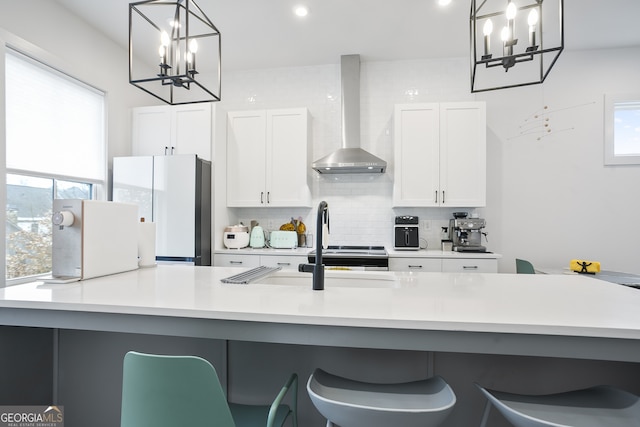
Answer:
222 57 484 250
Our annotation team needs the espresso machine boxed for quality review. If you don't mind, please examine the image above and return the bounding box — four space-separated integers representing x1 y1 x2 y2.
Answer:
449 212 487 252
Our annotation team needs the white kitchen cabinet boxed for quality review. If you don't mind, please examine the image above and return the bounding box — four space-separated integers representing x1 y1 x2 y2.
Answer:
442 258 497 273
132 103 212 161
389 253 498 273
226 108 311 207
393 102 486 207
389 257 442 272
260 255 308 271
214 254 261 269
214 253 306 271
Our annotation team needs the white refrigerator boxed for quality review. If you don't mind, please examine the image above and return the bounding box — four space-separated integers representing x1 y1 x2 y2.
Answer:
112 154 211 265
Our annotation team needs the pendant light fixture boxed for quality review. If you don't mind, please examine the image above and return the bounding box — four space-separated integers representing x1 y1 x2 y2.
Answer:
129 0 221 104
470 0 564 93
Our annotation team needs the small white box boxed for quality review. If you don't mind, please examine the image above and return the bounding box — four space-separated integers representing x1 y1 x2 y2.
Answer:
52 200 139 280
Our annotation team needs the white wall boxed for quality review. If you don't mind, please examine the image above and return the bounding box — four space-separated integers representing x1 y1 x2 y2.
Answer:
218 59 480 251
218 47 640 274
0 0 156 164
479 47 640 273
0 1 155 285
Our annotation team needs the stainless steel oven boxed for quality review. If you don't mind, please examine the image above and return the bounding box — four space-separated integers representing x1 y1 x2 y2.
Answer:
307 246 389 271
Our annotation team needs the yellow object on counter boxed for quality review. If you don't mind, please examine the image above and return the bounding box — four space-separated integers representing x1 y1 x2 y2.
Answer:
279 223 295 231
570 259 601 274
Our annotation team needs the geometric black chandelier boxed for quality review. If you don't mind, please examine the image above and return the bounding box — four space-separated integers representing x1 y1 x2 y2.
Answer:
129 0 221 104
470 0 564 93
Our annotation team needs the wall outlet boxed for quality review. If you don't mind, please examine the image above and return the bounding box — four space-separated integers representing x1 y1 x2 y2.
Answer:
420 220 431 230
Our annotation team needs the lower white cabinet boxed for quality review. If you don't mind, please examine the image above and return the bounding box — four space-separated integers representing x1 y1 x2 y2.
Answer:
214 253 306 271
389 256 498 273
389 258 442 272
260 255 308 271
441 258 497 273
215 254 260 269
217 253 498 273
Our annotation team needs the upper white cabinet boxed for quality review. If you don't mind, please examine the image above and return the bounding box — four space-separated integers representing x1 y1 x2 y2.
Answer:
393 102 486 207
132 103 213 161
226 108 311 207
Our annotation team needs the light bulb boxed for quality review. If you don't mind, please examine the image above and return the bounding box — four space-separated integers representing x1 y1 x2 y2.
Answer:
189 39 198 54
293 5 309 17
506 2 517 20
501 26 510 42
158 45 165 58
528 9 539 26
483 19 493 36
160 31 170 47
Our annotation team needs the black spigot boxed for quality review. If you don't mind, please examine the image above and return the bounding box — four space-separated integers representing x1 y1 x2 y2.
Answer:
298 201 329 290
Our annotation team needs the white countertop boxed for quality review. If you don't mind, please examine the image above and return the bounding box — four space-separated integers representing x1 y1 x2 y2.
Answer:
0 265 636 337
1 266 639 362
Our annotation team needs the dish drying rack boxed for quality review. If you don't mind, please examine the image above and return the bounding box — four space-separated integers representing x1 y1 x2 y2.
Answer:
221 266 282 284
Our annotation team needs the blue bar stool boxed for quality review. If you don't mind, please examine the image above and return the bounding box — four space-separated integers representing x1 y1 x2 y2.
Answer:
307 368 456 427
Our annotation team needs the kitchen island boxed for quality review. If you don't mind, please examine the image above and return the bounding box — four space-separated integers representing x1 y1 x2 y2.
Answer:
1 265 640 426
1 265 639 361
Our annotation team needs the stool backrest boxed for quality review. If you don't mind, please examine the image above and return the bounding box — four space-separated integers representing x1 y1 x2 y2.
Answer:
121 351 235 427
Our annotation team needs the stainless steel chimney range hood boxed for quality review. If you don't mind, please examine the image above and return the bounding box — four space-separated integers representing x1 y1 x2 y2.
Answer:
312 55 387 174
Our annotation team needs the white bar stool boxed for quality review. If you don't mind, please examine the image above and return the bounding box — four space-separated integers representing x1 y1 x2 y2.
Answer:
307 368 456 427
476 383 640 427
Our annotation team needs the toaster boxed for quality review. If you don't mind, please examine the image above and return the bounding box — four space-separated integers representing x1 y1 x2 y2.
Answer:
269 231 298 249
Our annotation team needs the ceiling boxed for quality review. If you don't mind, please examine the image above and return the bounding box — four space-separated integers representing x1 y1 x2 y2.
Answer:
54 0 640 71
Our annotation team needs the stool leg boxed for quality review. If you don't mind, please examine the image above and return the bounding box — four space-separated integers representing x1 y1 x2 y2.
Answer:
479 400 492 427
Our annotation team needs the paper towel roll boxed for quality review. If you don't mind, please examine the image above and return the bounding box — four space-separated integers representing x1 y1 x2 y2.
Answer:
138 219 156 268
322 223 329 249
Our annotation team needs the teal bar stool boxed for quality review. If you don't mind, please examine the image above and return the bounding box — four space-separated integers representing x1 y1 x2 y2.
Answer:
515 258 536 274
307 368 456 427
476 383 640 427
121 351 298 427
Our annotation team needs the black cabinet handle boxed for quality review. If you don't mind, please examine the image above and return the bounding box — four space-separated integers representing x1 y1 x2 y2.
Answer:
260 192 264 204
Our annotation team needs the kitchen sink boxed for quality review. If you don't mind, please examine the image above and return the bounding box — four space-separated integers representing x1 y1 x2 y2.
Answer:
255 270 398 288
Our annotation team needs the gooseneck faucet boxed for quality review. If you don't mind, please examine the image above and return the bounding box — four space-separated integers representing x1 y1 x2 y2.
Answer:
299 201 329 290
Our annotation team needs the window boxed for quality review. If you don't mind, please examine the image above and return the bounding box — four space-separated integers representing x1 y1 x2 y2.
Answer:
4 48 106 282
604 93 640 165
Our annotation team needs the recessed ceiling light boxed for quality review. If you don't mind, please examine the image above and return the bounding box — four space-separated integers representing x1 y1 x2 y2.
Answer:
294 5 309 17
438 0 452 6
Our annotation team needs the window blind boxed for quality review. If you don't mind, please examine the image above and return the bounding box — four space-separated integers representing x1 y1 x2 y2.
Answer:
5 49 106 181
